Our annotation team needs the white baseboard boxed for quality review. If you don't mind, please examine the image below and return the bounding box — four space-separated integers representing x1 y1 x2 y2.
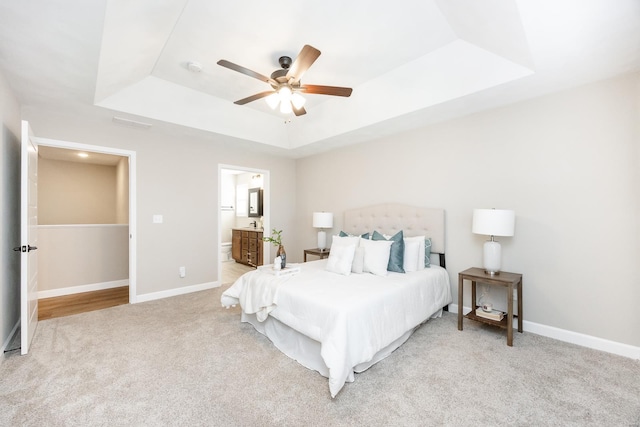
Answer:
135 281 220 304
38 279 129 299
448 304 639 360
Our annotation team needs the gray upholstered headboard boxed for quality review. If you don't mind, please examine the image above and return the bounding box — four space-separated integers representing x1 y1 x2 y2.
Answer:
342 204 445 255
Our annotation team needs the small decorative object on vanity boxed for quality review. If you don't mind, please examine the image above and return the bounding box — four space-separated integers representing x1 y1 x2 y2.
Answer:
472 208 515 275
263 228 286 269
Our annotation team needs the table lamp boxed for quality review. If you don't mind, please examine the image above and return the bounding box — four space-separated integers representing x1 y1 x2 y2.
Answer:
313 212 333 252
472 208 515 275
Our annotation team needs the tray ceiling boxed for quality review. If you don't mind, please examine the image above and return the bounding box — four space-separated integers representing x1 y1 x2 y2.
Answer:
0 0 638 157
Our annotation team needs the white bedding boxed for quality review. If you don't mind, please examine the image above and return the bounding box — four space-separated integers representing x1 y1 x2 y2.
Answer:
221 259 452 397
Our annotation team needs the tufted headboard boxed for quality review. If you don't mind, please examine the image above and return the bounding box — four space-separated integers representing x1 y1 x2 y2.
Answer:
343 204 445 264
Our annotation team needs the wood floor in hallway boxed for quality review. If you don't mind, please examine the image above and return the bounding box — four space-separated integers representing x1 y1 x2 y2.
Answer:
38 286 129 320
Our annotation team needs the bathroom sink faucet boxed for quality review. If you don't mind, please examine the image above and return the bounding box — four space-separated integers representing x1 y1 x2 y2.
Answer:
250 221 257 228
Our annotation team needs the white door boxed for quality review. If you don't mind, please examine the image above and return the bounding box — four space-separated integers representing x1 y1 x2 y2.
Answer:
20 120 38 355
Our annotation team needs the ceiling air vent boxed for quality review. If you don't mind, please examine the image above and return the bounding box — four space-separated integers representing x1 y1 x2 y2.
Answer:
112 116 152 130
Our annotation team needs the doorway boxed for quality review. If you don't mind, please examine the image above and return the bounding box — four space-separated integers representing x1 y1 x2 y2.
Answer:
34 138 137 305
218 165 269 285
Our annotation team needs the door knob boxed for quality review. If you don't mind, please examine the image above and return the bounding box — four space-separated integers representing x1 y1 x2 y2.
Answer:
12 245 38 252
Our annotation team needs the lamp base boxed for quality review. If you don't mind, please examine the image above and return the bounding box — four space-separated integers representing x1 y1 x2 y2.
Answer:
317 230 327 251
483 240 502 275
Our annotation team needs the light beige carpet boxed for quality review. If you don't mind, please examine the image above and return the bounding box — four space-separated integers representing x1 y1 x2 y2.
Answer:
1 286 639 426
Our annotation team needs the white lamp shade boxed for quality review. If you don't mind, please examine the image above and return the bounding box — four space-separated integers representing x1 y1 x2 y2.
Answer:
313 212 334 228
472 209 515 237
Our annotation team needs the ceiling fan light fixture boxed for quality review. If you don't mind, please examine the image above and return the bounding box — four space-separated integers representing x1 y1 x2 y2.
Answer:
280 100 293 114
218 44 351 117
265 93 279 109
291 92 306 109
278 86 292 101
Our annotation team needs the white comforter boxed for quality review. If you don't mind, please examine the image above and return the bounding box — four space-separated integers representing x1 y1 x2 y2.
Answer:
221 259 452 397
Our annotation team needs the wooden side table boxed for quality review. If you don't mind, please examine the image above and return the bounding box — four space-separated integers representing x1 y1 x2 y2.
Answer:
458 267 523 346
303 248 330 262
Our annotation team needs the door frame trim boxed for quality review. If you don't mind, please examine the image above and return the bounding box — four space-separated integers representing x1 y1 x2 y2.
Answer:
34 137 138 303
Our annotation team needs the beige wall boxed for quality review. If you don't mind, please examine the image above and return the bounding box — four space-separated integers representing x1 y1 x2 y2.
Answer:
0 67 21 352
38 157 119 224
295 72 640 348
38 225 129 292
22 109 298 298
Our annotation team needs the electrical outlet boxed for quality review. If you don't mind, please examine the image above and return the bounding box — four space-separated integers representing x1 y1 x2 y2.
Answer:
179 266 186 278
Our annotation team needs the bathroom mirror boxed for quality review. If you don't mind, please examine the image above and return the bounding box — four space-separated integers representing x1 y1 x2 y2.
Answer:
248 188 263 217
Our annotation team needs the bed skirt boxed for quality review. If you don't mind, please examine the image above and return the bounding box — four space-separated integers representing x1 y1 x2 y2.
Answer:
241 308 444 389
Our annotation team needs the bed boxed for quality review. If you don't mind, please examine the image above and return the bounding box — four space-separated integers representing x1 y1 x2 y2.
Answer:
221 204 452 397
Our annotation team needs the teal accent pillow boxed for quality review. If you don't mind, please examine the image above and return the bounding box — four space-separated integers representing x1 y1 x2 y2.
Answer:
372 230 405 273
339 231 370 239
424 238 432 268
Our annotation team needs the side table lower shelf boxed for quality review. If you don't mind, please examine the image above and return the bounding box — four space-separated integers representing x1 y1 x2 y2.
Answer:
465 308 518 329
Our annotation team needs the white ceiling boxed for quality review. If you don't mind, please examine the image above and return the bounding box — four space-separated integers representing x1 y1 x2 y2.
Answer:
38 145 124 166
0 0 639 158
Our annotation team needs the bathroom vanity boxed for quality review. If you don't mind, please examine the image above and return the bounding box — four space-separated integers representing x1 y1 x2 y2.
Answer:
231 228 264 267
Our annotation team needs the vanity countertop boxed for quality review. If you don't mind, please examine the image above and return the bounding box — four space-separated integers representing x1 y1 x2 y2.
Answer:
233 227 264 231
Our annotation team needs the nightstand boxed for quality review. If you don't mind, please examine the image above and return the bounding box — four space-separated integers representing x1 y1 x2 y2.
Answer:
303 248 330 262
458 267 523 346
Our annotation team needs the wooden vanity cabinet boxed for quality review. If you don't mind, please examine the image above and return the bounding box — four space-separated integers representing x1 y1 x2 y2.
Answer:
231 229 263 267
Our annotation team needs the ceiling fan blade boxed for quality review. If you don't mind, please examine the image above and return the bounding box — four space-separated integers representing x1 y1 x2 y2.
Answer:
286 45 321 84
293 105 307 116
299 84 353 97
234 91 276 105
217 59 275 84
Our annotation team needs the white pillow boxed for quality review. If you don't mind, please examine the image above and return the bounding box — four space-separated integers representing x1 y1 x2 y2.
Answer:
402 237 421 272
326 235 358 276
359 237 393 276
403 236 426 272
351 246 365 274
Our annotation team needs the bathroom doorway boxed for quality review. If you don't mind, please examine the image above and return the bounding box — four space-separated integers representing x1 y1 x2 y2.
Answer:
218 165 269 285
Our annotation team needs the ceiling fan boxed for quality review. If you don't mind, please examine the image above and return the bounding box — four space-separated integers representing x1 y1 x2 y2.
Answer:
217 45 352 116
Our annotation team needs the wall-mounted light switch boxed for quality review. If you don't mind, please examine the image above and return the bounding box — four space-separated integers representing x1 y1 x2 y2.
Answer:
153 215 163 224
179 266 186 278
